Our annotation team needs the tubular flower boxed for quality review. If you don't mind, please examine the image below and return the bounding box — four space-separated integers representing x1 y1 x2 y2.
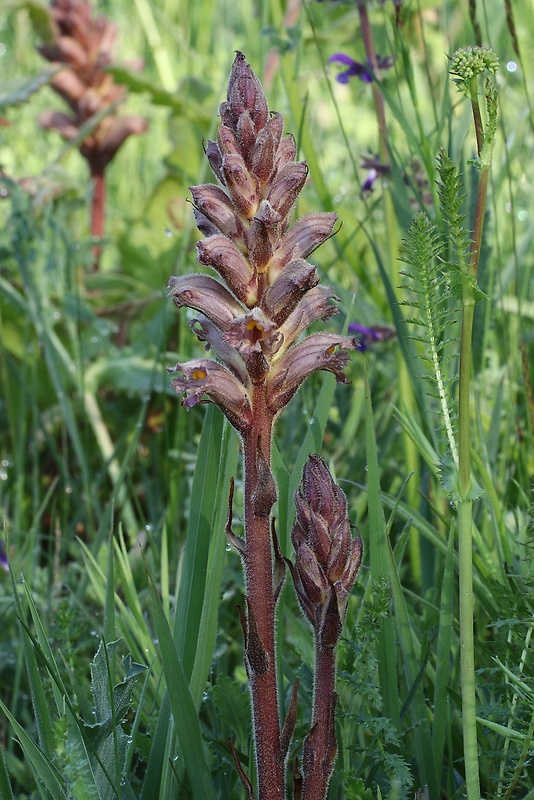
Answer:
289 455 363 648
169 52 357 419
328 53 394 84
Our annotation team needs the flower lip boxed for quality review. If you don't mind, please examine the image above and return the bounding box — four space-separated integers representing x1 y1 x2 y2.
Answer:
267 333 356 413
347 322 396 352
328 53 394 84
168 359 252 432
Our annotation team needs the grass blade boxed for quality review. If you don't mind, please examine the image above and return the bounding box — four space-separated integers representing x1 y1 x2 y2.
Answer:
145 556 216 800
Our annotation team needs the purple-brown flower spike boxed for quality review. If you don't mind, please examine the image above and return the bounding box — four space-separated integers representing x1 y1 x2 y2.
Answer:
290 455 362 648
169 52 356 420
169 54 359 800
38 0 147 172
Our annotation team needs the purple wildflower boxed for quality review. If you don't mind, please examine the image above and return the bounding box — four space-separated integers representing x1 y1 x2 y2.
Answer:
328 53 394 84
361 154 390 193
0 541 8 573
348 323 396 352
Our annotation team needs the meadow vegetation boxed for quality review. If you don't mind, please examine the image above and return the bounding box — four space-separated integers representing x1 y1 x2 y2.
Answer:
0 1 533 798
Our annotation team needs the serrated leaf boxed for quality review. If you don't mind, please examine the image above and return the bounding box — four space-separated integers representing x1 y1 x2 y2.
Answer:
211 675 251 749
83 640 139 749
0 67 59 109
440 460 484 504
90 640 121 724
123 654 148 680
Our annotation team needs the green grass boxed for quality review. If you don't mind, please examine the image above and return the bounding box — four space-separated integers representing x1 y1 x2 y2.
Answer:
1 0 533 798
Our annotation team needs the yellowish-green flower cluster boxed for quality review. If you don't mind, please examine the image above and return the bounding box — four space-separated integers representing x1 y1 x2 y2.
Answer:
449 46 499 97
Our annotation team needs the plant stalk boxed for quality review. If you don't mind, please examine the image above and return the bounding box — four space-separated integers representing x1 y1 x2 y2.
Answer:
457 86 492 800
90 166 106 270
242 388 283 800
302 642 336 800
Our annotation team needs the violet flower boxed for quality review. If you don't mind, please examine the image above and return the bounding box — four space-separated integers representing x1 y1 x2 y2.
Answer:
0 541 8 573
328 53 394 84
360 154 390 193
348 322 396 351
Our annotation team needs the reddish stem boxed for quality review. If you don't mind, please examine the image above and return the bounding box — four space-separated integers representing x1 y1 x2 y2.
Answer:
90 165 106 270
302 642 337 800
243 386 283 800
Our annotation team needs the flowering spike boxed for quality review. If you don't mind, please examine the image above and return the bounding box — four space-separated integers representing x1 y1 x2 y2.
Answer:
38 0 147 171
170 54 357 423
167 55 360 799
290 455 362 647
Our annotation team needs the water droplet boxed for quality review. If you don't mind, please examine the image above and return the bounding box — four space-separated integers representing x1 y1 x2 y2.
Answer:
0 471 7 481
65 485 72 494
506 61 517 73
90 336 99 344
0 188 8 197
518 209 527 221
57 391 64 399
0 43 7 57
145 524 152 532
53 311 61 320
68 364 76 372
164 228 174 238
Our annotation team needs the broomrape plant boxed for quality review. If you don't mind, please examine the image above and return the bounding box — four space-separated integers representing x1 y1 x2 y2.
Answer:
168 53 363 800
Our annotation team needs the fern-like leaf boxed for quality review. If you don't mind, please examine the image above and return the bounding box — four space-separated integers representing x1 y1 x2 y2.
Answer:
400 211 459 467
437 147 487 303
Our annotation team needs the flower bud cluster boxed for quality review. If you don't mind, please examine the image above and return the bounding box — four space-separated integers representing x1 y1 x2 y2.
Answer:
449 46 499 97
169 53 356 430
289 455 362 649
38 0 147 170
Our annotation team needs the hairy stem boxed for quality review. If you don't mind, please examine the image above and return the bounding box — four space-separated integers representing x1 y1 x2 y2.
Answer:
302 643 337 800
243 389 283 800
